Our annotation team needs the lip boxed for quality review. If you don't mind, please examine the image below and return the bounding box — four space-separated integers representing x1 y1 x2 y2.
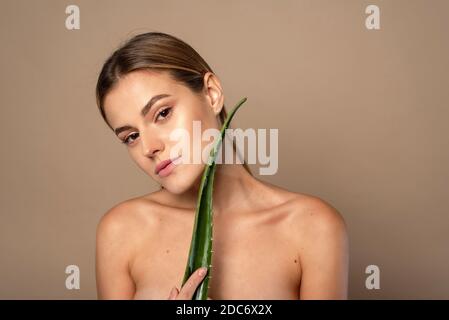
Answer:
155 156 181 177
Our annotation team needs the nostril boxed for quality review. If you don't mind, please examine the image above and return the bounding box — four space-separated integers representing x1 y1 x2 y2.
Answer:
143 146 160 158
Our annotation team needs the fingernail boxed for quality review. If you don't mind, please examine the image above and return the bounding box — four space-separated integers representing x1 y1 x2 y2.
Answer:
198 267 207 276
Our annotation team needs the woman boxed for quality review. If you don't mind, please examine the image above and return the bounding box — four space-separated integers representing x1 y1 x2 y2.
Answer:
95 32 349 300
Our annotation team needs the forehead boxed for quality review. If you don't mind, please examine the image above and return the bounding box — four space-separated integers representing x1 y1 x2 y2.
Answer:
103 69 184 127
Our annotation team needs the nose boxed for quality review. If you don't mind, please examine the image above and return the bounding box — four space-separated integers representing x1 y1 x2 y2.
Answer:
140 129 164 158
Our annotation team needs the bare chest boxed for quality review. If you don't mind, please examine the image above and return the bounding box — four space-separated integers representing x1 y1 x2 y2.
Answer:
131 212 301 299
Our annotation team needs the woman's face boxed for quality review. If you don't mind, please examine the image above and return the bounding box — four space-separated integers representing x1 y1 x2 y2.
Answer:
103 69 224 194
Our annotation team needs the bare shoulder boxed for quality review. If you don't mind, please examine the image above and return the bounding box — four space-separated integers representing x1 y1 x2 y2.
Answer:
294 194 347 234
256 179 347 239
95 193 165 299
289 194 348 245
96 192 164 246
281 190 349 282
275 191 349 298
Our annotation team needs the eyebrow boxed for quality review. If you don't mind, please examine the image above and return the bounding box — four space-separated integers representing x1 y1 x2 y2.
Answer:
114 94 171 136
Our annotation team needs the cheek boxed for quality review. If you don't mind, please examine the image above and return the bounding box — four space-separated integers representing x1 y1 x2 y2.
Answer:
176 104 201 128
173 105 220 139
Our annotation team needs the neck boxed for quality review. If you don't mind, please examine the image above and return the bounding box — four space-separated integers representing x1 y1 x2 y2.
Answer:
212 162 256 215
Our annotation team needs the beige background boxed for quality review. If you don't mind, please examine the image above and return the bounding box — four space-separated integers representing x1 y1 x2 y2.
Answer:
1 0 448 299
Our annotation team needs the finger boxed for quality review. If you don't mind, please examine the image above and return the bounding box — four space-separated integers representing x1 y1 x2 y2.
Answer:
168 287 175 300
177 267 208 300
168 287 179 300
178 267 207 300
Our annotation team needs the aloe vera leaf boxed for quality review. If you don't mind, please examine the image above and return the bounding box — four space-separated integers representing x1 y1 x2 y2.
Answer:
181 97 248 300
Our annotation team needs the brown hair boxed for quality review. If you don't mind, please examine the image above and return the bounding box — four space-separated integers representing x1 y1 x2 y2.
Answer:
95 31 252 175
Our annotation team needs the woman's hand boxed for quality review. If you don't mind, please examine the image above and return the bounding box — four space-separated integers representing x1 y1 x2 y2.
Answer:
168 267 212 300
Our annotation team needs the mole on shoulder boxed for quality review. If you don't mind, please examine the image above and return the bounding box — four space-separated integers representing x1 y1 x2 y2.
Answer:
294 259 297 263
166 249 170 253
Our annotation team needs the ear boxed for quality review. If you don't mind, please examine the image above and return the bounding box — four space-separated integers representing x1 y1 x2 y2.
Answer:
203 72 224 116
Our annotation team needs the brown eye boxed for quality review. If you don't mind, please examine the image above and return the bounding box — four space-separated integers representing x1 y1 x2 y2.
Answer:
156 107 172 121
123 132 139 145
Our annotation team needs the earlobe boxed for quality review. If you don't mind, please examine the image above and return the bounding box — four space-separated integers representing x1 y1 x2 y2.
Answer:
212 100 224 116
203 72 224 115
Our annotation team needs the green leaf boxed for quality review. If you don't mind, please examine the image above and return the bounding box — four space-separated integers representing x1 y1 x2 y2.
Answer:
181 97 248 300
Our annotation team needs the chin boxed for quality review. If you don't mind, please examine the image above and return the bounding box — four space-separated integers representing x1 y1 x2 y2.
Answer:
159 163 205 195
